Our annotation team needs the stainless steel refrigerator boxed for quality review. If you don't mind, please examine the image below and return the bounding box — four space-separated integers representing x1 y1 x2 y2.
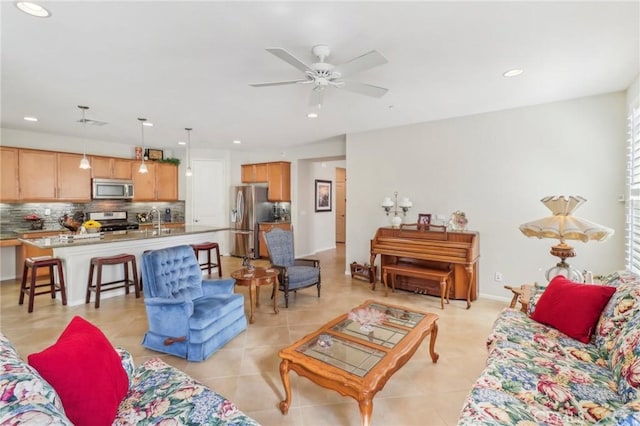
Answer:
230 185 272 258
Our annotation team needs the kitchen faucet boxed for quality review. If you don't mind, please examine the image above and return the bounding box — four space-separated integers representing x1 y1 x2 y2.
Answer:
149 206 161 235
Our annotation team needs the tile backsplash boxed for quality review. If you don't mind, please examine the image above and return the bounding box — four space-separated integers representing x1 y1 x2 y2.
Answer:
0 200 185 234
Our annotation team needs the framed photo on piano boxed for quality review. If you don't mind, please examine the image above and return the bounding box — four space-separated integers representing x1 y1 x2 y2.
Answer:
417 213 432 230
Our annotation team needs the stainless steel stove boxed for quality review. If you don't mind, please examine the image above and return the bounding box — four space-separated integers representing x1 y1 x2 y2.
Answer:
85 211 139 232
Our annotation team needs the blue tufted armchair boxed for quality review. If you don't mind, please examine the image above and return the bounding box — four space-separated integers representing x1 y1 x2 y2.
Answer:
141 245 247 362
264 228 321 308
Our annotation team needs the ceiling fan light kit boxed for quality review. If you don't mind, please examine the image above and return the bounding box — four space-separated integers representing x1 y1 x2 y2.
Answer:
250 44 389 109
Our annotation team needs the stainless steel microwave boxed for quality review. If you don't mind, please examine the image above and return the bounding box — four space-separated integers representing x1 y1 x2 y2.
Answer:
92 178 134 200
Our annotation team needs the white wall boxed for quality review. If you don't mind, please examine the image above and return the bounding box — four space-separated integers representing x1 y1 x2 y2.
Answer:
346 92 627 299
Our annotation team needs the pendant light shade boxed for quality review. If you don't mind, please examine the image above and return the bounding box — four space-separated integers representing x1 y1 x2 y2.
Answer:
185 127 193 177
78 105 91 170
138 118 148 174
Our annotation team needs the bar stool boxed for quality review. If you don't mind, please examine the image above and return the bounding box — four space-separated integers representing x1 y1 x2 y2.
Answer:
19 256 67 313
86 253 140 308
191 242 222 277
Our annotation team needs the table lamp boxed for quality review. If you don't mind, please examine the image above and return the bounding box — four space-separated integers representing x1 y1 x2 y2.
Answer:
519 195 614 282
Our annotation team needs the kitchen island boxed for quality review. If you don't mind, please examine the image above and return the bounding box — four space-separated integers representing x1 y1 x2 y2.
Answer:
19 226 228 306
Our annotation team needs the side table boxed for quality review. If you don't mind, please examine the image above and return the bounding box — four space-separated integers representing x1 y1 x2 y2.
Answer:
231 266 279 324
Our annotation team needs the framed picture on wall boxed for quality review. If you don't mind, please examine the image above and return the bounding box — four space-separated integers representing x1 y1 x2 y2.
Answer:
315 180 332 212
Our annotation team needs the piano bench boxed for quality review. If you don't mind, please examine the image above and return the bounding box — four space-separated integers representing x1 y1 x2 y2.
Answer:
381 264 452 309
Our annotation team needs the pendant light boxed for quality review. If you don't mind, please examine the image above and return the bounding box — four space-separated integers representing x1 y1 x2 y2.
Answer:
78 105 91 169
185 127 193 177
138 118 148 174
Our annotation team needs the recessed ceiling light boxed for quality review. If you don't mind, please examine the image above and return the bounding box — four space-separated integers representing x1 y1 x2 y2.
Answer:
307 112 318 119
233 140 241 144
142 122 153 127
23 116 38 122
503 69 524 78
178 141 186 145
15 2 51 18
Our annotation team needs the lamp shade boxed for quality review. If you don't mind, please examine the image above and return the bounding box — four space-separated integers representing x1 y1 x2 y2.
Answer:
398 197 413 208
381 197 394 208
519 195 614 243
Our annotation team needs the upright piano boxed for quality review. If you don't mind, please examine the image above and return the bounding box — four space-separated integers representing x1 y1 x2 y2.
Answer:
370 226 480 308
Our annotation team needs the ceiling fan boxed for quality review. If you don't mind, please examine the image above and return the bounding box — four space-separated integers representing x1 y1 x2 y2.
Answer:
250 45 389 109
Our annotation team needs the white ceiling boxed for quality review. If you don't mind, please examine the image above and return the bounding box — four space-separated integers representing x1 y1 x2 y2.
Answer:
1 1 638 151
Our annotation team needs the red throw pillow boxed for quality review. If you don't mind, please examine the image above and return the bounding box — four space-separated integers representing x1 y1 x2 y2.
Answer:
531 275 616 343
28 316 128 426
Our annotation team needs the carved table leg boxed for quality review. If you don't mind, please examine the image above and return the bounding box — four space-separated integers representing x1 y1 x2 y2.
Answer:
439 279 446 310
358 396 373 426
279 359 292 415
249 281 256 324
429 322 440 363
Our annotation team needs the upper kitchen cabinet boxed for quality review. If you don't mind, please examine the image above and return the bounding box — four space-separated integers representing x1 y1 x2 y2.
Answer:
0 147 19 201
17 149 91 201
266 162 291 201
57 153 92 200
131 162 178 201
18 149 57 200
91 156 133 179
241 163 268 183
240 161 291 201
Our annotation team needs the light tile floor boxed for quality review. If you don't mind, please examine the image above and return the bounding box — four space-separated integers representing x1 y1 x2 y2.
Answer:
0 244 506 425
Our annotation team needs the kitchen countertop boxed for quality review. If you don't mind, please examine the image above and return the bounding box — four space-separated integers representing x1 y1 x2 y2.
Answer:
258 221 291 225
19 225 229 249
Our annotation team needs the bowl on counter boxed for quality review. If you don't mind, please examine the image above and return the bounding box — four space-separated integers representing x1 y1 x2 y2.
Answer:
25 219 44 230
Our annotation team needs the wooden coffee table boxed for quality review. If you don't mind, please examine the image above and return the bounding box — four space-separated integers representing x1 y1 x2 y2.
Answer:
231 266 279 324
278 299 439 426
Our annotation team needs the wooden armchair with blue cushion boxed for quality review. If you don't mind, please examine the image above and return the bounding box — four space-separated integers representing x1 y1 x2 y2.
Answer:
264 228 321 308
141 245 247 361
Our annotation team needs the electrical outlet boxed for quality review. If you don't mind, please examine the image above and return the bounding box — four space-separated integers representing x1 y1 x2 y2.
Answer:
494 272 503 282
44 208 51 216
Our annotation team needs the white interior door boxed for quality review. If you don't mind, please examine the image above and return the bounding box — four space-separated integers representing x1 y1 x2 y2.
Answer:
191 159 225 227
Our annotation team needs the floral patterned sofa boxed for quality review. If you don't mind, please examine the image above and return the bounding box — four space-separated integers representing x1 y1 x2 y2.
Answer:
0 331 259 425
458 271 640 425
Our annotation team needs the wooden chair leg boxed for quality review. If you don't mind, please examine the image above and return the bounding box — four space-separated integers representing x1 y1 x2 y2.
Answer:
57 262 67 306
86 263 94 304
19 263 29 306
28 266 37 313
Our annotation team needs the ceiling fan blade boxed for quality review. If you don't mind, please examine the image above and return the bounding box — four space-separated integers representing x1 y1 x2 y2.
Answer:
336 50 388 78
309 88 325 108
266 48 313 73
340 81 388 98
250 79 309 87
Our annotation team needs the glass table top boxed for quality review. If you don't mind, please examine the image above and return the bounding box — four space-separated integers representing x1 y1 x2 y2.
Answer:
296 334 386 377
294 302 428 376
332 319 407 349
367 303 425 329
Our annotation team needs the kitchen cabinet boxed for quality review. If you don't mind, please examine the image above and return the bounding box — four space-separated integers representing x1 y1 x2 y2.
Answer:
266 161 291 201
91 156 133 179
18 150 91 201
0 147 19 201
241 163 268 183
18 149 57 200
240 161 291 202
131 162 178 201
57 153 92 200
258 222 292 258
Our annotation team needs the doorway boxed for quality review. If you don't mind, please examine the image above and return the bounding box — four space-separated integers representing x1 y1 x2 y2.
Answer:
335 167 346 243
